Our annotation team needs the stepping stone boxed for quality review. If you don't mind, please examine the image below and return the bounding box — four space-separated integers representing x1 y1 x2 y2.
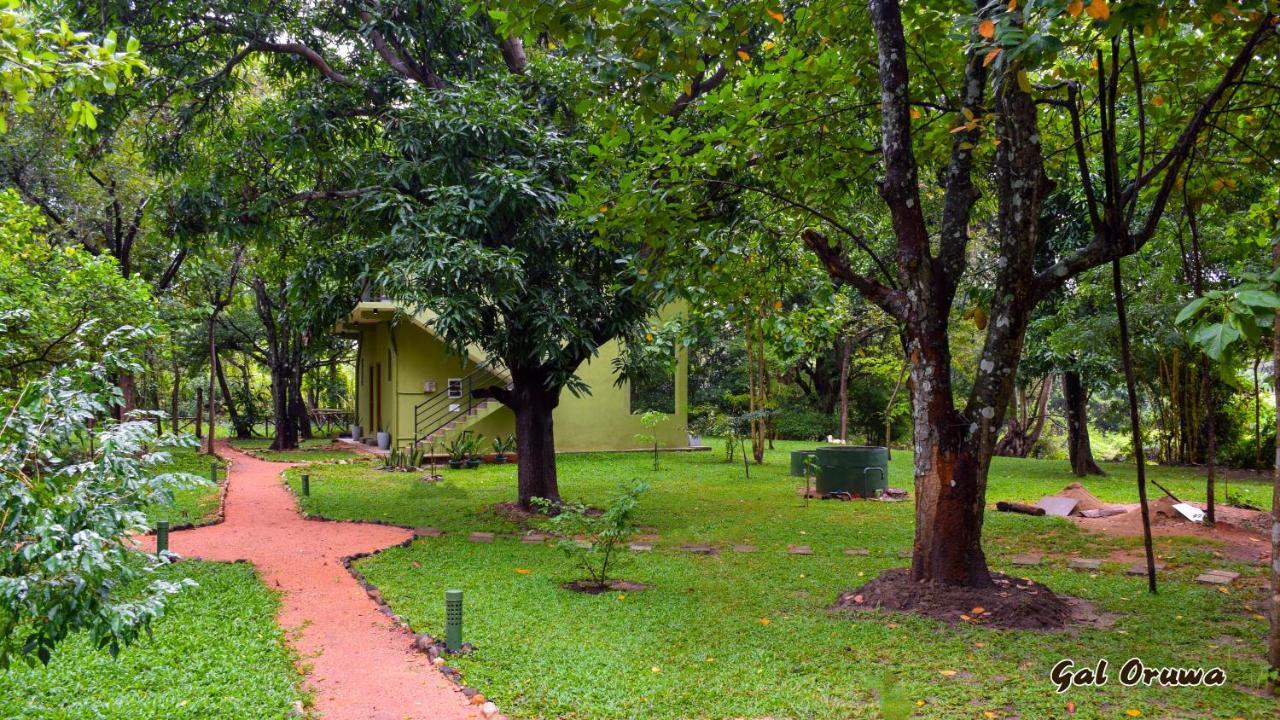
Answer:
635 534 661 543
520 533 548 544
844 547 870 556
1126 561 1165 575
468 532 495 543
1036 496 1079 517
1010 553 1043 566
1203 569 1240 581
732 544 757 553
1196 573 1234 585
1068 558 1102 570
679 544 717 555
896 549 912 558
414 527 444 537
788 545 814 555
628 543 653 552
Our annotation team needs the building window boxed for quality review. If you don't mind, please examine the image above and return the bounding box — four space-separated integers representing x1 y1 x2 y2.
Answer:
447 378 463 399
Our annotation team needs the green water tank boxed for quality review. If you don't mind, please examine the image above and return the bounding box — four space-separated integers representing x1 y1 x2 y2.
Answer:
814 445 889 497
789 450 817 477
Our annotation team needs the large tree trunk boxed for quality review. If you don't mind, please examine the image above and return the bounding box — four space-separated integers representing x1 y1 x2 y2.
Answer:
994 374 1053 457
291 361 312 440
268 362 299 451
169 359 181 435
216 353 249 439
504 374 561 510
1063 370 1105 476
206 317 218 455
907 333 992 587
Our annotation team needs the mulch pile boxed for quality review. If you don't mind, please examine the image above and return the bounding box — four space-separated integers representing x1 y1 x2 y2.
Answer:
831 568 1075 630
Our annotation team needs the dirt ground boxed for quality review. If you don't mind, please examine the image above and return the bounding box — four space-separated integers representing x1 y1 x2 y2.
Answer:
1069 497 1272 563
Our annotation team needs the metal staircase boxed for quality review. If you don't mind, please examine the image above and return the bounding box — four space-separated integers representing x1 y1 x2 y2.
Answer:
412 361 510 446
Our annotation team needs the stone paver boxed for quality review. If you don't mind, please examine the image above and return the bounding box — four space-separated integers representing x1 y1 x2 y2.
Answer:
896 549 912 558
788 545 814 555
844 547 869 556
1195 573 1233 585
628 543 653 552
679 544 717 555
414 527 444 537
1068 558 1101 570
732 544 757 553
1126 561 1166 575
468 532 495 543
1010 553 1043 566
520 533 548 544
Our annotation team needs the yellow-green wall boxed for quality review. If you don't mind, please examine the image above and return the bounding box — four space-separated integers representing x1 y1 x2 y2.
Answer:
353 306 689 453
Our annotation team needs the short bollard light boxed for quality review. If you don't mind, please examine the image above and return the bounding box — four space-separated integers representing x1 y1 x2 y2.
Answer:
301 473 310 497
156 520 169 555
445 589 463 652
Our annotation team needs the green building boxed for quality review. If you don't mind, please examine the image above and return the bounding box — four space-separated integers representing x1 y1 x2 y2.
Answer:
336 301 691 453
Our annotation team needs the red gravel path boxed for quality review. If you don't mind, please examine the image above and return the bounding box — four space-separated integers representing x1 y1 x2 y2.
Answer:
139 442 479 720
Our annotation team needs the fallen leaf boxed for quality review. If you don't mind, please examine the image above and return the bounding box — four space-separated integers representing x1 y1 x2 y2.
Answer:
984 712 997 719
853 594 864 604
1066 700 1076 713
1126 710 1142 717
939 670 958 677
971 607 985 615
651 666 661 673
759 617 772 626
515 568 530 574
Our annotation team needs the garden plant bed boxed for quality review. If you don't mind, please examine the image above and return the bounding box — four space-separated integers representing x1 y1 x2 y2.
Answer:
831 568 1081 631
563 579 650 594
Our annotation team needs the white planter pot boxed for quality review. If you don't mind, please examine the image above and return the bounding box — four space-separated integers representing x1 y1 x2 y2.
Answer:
350 424 363 440
688 433 702 447
376 431 391 450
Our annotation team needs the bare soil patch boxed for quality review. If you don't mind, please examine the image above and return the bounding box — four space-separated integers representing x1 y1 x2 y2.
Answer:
1070 497 1271 563
563 579 649 594
831 568 1105 631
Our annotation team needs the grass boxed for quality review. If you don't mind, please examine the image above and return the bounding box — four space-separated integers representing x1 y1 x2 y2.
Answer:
145 446 225 528
229 436 359 463
281 439 1275 720
0 561 304 719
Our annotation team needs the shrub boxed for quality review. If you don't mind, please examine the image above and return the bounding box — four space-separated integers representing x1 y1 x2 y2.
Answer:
772 408 836 441
536 479 648 589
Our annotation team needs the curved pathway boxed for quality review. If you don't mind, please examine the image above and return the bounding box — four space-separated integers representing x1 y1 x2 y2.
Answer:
139 442 478 720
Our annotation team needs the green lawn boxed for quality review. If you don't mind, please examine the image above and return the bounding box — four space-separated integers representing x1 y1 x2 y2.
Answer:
282 440 1275 720
230 436 362 463
145 446 225 528
0 561 304 719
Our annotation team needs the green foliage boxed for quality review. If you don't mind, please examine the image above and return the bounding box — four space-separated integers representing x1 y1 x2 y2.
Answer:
1176 272 1280 362
0 1 145 132
292 444 1273 719
0 190 156 388
633 409 668 470
535 479 648 588
771 406 834 441
492 433 517 456
0 561 304 718
0 328 206 667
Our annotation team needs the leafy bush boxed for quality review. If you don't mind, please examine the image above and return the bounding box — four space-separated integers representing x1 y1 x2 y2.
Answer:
0 328 206 667
535 479 648 589
771 407 836 441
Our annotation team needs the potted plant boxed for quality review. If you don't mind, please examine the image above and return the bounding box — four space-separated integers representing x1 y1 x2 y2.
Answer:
491 434 516 464
443 436 467 470
349 423 363 441
375 424 391 451
464 433 485 469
